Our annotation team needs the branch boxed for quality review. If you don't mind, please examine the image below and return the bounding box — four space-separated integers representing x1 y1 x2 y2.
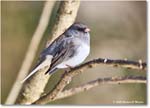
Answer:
33 58 146 104
53 76 146 102
15 0 80 104
5 1 55 104
46 0 81 46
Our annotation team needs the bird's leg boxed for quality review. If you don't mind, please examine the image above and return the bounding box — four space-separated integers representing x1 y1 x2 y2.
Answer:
65 64 73 68
63 64 74 75
63 65 73 84
65 64 74 71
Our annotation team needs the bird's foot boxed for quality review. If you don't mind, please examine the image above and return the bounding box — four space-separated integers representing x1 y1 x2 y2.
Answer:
65 64 73 68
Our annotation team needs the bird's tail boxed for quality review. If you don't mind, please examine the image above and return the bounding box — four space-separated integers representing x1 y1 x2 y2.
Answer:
45 67 58 75
21 55 53 83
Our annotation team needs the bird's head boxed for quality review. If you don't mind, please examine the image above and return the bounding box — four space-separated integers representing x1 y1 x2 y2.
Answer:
65 22 90 39
71 22 90 33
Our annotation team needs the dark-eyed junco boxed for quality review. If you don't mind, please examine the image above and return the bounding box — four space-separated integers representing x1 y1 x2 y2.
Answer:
21 23 90 83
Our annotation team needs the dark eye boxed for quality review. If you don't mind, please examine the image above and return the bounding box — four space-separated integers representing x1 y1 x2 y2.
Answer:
77 27 85 32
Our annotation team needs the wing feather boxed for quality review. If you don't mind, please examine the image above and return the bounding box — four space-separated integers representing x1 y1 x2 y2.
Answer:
45 38 77 74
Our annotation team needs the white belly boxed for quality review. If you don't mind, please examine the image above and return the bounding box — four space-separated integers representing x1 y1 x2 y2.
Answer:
57 43 90 68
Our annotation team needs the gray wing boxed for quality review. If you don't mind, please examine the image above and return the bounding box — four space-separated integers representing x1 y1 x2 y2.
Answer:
45 38 79 74
41 35 79 74
40 34 66 58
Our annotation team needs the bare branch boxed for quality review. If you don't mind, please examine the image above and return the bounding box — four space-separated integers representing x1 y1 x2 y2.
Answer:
46 0 81 46
53 76 146 101
15 0 80 104
5 1 55 104
33 58 146 104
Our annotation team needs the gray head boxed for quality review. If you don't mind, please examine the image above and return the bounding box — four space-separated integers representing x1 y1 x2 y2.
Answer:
69 23 90 33
65 23 90 45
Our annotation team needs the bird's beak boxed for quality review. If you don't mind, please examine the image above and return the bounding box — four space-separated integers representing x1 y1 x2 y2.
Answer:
84 28 90 32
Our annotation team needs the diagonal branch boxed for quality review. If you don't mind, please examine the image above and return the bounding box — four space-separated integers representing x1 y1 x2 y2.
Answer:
33 58 146 104
5 1 55 104
53 76 146 102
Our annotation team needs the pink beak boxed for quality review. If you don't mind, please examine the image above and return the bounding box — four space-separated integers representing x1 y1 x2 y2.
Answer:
84 28 90 32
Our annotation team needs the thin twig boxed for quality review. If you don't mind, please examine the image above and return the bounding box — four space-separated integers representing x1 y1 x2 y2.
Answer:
33 58 146 104
5 1 55 104
53 76 146 102
15 0 80 104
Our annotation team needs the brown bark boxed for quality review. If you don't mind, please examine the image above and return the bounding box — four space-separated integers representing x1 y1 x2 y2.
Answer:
15 0 80 104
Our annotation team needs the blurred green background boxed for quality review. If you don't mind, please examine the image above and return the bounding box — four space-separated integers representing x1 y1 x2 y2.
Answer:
1 1 147 104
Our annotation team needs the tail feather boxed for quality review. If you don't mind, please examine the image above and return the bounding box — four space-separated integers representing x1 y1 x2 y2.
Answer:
45 67 58 75
21 55 53 83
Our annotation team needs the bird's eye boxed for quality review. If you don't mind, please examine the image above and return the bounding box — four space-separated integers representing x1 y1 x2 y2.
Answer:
77 27 85 32
77 27 90 33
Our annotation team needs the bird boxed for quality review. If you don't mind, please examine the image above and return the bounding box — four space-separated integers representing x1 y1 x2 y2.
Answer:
21 22 90 83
